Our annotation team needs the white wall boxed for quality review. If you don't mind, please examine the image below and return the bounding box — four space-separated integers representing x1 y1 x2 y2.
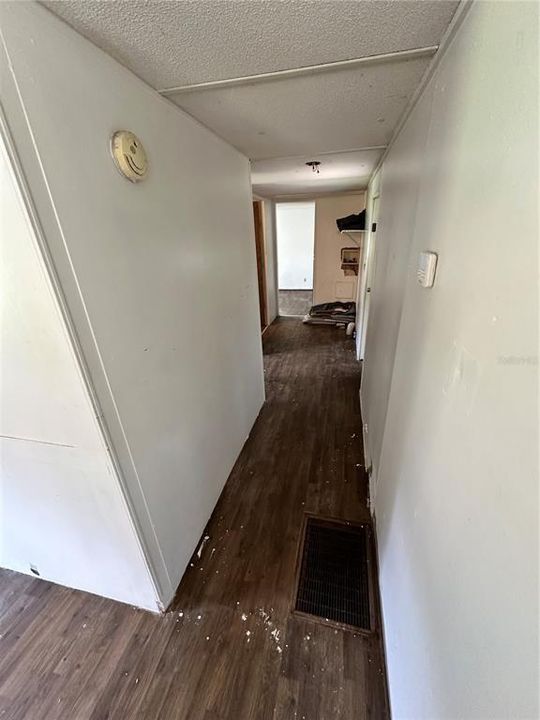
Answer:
362 2 539 717
0 136 158 610
262 200 278 323
276 202 315 289
0 2 265 608
361 86 432 483
313 193 365 304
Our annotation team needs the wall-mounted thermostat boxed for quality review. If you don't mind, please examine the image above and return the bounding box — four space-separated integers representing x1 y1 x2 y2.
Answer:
110 130 148 182
417 251 438 288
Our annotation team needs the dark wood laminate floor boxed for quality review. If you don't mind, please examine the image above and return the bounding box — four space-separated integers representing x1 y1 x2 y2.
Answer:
0 318 389 720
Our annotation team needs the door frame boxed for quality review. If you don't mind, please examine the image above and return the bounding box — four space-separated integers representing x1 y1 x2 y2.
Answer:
252 200 268 330
358 193 379 360
275 199 316 317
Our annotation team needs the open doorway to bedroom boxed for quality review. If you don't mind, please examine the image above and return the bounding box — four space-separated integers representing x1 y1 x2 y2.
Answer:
276 201 315 317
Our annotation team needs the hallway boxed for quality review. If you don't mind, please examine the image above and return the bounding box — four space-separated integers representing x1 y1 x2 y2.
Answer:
0 319 388 720
1 2 537 716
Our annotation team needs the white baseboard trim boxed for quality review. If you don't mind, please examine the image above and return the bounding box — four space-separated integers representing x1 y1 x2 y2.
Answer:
359 388 376 516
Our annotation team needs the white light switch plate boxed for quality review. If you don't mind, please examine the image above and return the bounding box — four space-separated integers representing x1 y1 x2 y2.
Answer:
417 251 438 288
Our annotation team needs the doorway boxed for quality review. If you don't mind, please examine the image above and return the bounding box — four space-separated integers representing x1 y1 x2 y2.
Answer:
276 201 315 317
358 194 379 359
252 201 268 330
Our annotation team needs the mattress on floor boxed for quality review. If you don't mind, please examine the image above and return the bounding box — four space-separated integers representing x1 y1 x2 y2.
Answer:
303 301 356 325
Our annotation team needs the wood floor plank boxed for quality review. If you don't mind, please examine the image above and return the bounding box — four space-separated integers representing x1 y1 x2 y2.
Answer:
0 318 389 719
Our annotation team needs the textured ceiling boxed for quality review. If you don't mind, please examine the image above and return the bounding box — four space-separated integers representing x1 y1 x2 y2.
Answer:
44 1 458 89
172 56 430 160
251 149 382 199
43 0 459 196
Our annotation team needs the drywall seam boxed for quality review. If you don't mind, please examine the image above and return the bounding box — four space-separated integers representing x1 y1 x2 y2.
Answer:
255 146 387 162
0 433 75 448
371 0 473 180
159 46 439 94
0 55 168 608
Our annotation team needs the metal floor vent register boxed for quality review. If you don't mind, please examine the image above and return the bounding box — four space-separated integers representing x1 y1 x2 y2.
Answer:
295 518 371 630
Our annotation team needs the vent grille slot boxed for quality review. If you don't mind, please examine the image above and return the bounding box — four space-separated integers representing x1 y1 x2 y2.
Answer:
295 518 371 630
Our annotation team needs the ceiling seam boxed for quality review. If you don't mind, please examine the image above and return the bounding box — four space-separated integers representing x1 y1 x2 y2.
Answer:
251 146 387 162
159 46 438 95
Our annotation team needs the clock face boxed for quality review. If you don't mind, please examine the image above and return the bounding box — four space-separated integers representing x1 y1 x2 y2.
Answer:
111 131 148 182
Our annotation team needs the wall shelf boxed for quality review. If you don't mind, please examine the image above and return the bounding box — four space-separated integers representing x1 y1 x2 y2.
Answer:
341 246 360 276
340 229 365 246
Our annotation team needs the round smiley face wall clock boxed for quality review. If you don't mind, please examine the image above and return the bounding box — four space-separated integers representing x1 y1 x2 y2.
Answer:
110 130 148 182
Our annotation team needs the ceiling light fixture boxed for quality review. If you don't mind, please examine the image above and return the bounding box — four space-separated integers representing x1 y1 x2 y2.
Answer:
306 161 321 174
